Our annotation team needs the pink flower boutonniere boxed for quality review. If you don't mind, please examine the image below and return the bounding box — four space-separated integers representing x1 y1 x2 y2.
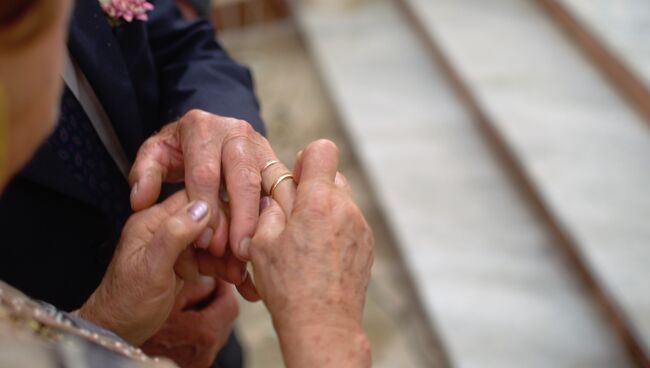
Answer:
99 0 154 26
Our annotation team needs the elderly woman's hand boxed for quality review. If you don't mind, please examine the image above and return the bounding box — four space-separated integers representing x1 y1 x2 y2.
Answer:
140 277 239 368
77 191 212 345
246 140 374 368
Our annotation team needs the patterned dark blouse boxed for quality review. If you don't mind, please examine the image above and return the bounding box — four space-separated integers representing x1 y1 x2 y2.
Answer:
0 281 176 368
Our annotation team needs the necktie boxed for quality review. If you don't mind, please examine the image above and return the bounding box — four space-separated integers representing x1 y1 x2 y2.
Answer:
49 87 131 236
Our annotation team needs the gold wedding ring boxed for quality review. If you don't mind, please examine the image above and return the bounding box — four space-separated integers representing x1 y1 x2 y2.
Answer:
269 173 294 199
262 160 280 172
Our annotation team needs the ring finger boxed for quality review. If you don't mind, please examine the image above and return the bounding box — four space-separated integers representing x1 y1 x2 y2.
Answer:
258 154 297 216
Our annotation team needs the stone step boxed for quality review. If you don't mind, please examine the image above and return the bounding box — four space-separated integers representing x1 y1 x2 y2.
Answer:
399 0 650 364
537 0 650 125
291 0 633 366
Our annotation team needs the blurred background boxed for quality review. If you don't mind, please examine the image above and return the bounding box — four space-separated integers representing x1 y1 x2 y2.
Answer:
186 0 650 367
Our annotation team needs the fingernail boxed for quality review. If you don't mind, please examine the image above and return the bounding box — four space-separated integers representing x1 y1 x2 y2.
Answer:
199 275 215 288
188 201 209 222
239 237 251 259
259 196 271 211
196 227 214 249
131 181 139 198
241 269 248 283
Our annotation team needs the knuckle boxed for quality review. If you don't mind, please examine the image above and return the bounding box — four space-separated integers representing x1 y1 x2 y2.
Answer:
310 179 335 197
222 167 262 210
249 238 270 260
122 210 154 237
251 132 271 152
334 194 353 212
221 116 249 131
190 161 220 188
232 165 261 193
308 203 331 220
181 110 220 136
136 137 156 157
222 140 249 164
342 200 362 220
304 188 335 217
129 141 158 180
336 199 369 236
252 129 266 144
231 118 254 135
184 109 210 122
163 217 188 241
222 119 255 144
299 182 339 217
123 211 143 229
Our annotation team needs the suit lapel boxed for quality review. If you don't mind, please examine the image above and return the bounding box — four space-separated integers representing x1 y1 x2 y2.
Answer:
66 0 144 160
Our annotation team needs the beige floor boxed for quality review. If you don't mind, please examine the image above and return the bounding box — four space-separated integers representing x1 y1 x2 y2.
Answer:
219 21 442 368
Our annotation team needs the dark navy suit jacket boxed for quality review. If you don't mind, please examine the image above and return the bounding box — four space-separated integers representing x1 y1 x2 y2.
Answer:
0 0 264 311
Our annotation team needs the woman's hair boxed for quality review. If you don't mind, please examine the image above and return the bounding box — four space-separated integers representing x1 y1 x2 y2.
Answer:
0 0 57 51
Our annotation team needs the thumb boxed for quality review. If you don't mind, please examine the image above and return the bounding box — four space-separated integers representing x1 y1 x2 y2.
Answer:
148 200 212 274
240 196 286 260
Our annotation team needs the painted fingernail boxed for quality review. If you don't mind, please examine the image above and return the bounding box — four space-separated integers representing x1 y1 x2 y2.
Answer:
239 237 251 259
259 196 271 211
196 227 214 249
188 201 209 222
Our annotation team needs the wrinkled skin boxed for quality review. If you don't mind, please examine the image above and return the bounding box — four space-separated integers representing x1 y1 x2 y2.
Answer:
126 110 286 361
129 110 278 263
249 140 374 368
141 277 238 368
77 191 212 345
128 110 286 302
2 3 374 367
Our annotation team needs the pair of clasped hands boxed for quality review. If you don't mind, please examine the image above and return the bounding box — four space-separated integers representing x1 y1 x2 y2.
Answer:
76 110 374 367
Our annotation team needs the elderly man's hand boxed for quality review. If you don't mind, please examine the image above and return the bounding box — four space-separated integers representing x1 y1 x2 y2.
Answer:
129 110 275 258
77 191 213 345
247 140 374 368
141 277 238 368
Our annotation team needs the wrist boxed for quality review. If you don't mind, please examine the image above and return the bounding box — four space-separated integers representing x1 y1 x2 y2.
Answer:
273 311 370 368
77 287 143 346
76 289 112 333
77 288 115 333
